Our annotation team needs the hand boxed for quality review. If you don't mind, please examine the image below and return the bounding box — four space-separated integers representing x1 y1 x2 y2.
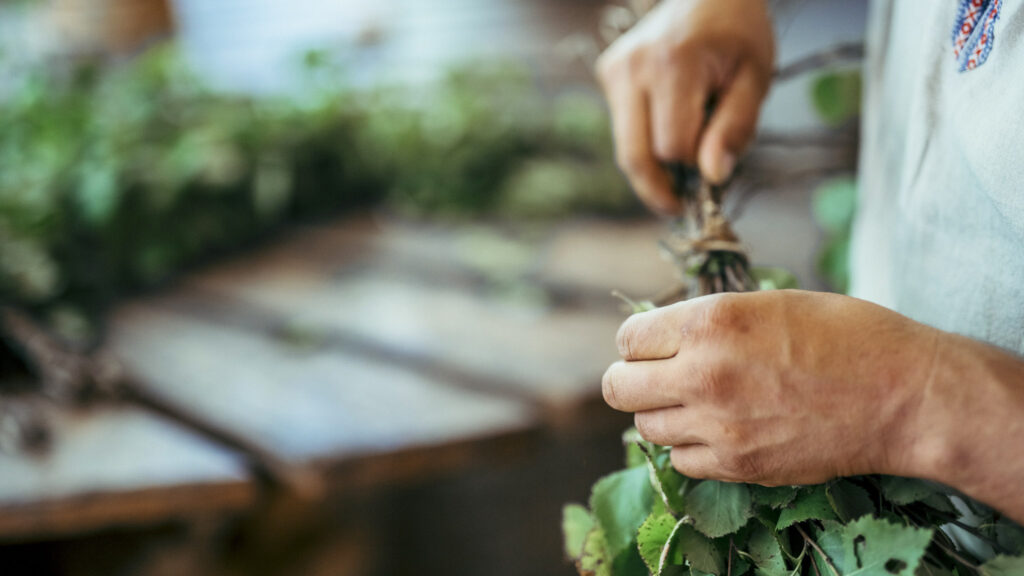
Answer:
601 290 941 486
595 0 775 214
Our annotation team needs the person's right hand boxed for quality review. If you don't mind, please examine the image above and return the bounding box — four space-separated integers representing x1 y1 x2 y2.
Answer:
596 0 775 215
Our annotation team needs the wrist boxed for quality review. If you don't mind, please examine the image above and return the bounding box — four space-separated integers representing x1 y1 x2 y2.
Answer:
895 331 1024 504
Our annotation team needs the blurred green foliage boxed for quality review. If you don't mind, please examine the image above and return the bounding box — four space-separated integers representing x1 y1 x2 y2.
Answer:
0 45 635 326
811 69 861 128
810 69 861 292
813 177 857 293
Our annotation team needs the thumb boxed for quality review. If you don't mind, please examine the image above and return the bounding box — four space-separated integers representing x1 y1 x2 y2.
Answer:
698 63 768 184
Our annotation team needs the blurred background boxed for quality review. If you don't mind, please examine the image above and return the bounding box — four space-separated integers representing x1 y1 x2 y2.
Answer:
0 0 865 574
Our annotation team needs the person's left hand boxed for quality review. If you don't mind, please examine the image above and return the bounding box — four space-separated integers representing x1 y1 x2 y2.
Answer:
601 290 941 486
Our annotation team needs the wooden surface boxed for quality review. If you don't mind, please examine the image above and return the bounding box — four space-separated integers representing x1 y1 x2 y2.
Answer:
0 203 822 542
103 215 663 492
0 401 253 540
108 301 538 490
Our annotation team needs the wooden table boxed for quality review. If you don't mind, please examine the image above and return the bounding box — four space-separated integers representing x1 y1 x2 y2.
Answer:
104 215 677 495
0 401 253 540
0 200 822 558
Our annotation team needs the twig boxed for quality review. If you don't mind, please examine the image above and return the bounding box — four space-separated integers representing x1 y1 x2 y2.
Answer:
810 554 822 576
795 524 840 576
933 540 981 573
788 541 809 576
728 536 734 576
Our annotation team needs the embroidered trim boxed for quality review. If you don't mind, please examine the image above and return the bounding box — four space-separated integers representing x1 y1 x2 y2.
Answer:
952 0 1002 72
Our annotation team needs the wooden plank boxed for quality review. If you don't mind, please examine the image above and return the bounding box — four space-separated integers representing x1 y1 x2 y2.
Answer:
107 302 538 486
179 216 639 409
187 216 677 308
184 267 623 407
0 401 253 540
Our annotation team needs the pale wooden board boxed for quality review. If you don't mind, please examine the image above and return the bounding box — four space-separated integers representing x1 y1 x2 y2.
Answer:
0 402 253 540
177 217 630 408
187 216 679 308
107 303 537 476
184 267 623 408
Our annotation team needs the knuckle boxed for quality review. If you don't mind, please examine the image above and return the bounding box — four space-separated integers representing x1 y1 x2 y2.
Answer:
624 44 650 77
700 293 745 332
594 52 617 86
596 44 646 86
652 38 693 68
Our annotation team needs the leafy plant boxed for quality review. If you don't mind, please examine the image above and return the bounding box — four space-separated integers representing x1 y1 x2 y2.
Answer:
564 425 1024 575
0 44 636 341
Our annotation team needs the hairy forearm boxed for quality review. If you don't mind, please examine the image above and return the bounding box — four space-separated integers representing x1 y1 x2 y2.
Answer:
899 332 1024 524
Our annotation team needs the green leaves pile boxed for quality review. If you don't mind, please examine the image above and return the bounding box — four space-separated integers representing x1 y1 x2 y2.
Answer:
563 425 1024 576
0 45 636 337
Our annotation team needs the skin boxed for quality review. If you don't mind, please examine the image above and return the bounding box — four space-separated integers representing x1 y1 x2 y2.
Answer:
598 0 1024 524
595 0 774 214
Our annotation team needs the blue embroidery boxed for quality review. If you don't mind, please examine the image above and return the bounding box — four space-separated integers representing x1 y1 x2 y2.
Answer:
951 0 1001 72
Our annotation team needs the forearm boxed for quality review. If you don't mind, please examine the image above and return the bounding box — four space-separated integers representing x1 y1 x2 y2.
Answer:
898 331 1024 524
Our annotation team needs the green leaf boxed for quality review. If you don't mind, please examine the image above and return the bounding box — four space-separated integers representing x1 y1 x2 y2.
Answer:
578 526 612 576
675 523 724 574
812 178 858 235
777 485 837 530
835 516 933 575
746 523 789 576
812 520 846 575
811 70 862 127
994 517 1024 555
638 513 679 575
878 476 936 505
919 492 958 514
590 466 656 560
624 430 650 469
750 485 799 510
750 266 800 291
980 555 1024 576
684 480 753 538
612 543 650 576
817 234 851 294
826 480 876 522
563 504 596 560
638 443 687 515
